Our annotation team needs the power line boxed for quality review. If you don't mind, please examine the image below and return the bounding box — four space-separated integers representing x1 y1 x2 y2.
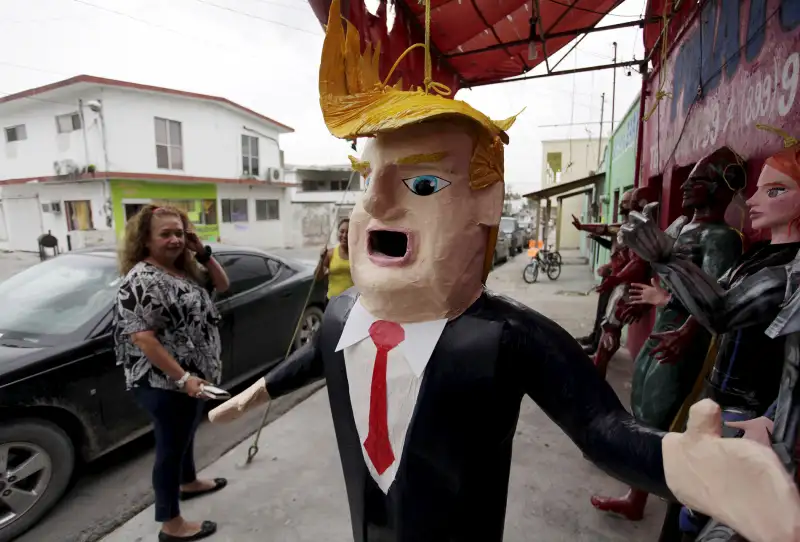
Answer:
192 0 322 36
240 0 312 12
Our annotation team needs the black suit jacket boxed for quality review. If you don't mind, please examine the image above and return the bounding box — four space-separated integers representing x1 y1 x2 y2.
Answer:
265 288 671 542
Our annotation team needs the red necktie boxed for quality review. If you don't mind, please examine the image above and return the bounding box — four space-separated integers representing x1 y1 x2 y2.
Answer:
363 320 405 475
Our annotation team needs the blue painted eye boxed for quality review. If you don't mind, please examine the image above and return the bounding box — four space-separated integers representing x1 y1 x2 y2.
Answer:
402 175 450 196
364 175 371 190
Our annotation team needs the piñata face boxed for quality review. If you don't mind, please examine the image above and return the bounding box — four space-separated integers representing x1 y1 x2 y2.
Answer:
746 164 800 232
349 120 502 313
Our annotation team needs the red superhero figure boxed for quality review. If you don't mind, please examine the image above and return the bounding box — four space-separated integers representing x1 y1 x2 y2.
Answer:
575 187 657 378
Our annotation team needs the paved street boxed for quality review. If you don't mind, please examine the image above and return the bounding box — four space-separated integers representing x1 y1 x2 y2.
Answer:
94 250 666 542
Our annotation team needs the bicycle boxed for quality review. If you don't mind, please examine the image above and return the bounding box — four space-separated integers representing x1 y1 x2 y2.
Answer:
522 245 562 283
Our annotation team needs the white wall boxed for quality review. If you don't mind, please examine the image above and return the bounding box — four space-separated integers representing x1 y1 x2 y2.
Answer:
0 180 111 252
0 84 287 181
100 88 284 180
541 138 608 187
217 184 292 248
0 87 107 181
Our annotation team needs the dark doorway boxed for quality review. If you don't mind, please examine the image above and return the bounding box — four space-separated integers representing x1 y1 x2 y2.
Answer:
124 203 146 222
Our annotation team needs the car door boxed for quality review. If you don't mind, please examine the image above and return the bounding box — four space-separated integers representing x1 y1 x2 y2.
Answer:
263 257 309 353
90 314 153 450
214 253 282 381
214 294 236 385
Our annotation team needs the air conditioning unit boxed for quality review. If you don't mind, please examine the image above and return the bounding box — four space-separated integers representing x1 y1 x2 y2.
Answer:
266 167 284 183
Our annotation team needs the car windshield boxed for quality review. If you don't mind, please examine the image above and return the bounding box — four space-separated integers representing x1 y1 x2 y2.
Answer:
500 218 516 234
0 254 121 340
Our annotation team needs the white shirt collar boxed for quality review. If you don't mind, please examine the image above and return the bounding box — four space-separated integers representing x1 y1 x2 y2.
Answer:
335 297 448 377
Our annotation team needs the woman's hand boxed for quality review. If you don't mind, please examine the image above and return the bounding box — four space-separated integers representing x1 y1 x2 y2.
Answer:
629 277 671 307
184 375 210 398
726 417 775 447
185 231 204 253
571 214 584 231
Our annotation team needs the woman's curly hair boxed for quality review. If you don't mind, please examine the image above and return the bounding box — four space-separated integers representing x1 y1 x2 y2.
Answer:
118 204 205 284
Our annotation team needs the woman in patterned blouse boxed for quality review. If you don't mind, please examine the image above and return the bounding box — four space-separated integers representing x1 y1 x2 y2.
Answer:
114 205 230 542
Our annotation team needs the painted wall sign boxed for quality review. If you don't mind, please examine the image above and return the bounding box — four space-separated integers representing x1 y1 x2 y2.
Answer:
612 102 640 162
642 0 800 182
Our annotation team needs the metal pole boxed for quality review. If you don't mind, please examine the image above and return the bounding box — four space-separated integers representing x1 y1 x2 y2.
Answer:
597 93 605 167
611 42 618 134
78 99 90 166
98 100 110 173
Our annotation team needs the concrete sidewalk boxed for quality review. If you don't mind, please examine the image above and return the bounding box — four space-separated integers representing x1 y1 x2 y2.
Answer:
102 253 666 542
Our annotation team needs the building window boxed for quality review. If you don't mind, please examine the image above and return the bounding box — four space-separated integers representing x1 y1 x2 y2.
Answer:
152 199 218 226
331 179 353 191
242 135 259 177
301 180 319 192
154 117 183 170
65 200 94 231
255 199 279 221
5 125 27 143
221 199 248 223
546 152 562 184
56 113 82 134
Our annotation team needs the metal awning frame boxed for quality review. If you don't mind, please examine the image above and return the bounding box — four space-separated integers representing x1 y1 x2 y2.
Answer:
456 11 660 89
523 172 604 200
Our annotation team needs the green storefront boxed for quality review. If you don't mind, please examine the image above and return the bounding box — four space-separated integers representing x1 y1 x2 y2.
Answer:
593 95 640 273
109 180 220 242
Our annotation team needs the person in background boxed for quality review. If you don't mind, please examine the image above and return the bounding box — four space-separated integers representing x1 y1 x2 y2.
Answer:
318 217 354 299
114 205 231 542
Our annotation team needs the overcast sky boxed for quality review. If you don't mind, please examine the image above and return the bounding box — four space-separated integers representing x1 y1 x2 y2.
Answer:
0 0 647 194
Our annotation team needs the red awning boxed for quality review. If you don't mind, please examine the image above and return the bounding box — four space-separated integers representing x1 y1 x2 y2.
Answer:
308 0 630 93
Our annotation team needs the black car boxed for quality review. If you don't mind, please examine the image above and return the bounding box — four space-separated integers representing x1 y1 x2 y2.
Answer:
0 245 326 541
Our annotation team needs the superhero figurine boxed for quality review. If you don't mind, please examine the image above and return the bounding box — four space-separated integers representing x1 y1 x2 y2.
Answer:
571 190 633 355
589 187 657 378
207 2 674 540
621 143 800 540
573 187 657 358
590 147 746 521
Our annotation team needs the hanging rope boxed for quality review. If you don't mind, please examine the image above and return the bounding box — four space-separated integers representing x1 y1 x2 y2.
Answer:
245 169 360 464
642 0 673 122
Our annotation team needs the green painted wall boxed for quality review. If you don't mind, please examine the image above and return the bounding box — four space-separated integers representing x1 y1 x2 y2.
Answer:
593 96 640 274
109 179 219 241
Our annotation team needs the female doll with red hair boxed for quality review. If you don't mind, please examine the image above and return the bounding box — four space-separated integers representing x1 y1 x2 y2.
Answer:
620 141 800 541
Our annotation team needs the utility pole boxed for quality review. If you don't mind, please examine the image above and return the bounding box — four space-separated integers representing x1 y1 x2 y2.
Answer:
611 41 618 134
597 92 605 167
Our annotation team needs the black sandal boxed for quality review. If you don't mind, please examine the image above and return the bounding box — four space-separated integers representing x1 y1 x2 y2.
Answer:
158 520 217 541
179 478 228 501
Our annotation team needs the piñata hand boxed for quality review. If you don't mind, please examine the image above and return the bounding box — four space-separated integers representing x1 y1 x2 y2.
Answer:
629 277 671 307
208 378 270 423
663 399 800 542
650 327 688 365
620 303 646 324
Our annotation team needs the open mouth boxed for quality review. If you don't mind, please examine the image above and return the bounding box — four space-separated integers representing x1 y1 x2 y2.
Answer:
367 229 411 266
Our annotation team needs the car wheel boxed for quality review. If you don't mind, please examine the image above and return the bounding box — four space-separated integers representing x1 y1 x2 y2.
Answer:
0 420 75 541
294 306 324 350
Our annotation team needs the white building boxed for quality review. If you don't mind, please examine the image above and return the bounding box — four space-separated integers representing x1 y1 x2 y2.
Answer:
538 137 607 250
0 75 295 252
285 164 363 248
